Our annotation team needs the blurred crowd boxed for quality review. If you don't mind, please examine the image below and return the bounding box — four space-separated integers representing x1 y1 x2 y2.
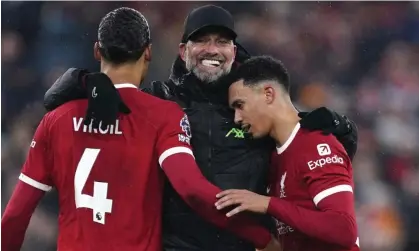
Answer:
2 1 419 251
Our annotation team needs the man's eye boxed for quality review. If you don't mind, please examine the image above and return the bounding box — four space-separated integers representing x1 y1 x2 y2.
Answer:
194 38 208 43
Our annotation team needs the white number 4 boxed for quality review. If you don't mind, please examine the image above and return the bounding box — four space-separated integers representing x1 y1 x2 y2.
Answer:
74 148 113 224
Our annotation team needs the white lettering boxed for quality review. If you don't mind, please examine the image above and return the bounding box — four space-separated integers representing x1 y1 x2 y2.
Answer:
307 155 344 170
88 120 98 134
98 121 109 134
274 218 294 236
114 120 122 135
89 120 93 133
73 117 83 132
30 140 36 148
83 121 89 133
73 117 122 135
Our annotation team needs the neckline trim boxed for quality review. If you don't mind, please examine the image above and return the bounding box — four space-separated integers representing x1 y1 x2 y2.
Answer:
114 83 138 89
276 123 301 155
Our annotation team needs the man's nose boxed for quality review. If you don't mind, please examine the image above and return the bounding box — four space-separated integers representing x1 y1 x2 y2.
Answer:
234 111 242 125
204 41 219 54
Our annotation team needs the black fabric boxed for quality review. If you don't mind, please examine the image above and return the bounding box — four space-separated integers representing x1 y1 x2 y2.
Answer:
182 5 236 43
298 107 358 160
83 73 131 130
44 68 89 111
44 69 130 130
153 55 274 251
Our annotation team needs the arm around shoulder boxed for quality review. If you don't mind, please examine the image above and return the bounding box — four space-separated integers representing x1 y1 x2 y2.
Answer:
156 105 272 249
44 68 90 111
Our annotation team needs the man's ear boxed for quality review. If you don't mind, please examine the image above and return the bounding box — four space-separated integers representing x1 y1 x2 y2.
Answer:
144 44 152 62
264 85 276 105
93 42 101 61
179 43 186 61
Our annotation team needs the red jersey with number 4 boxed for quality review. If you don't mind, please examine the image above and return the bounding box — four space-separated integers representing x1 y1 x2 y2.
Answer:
19 83 193 251
269 123 360 251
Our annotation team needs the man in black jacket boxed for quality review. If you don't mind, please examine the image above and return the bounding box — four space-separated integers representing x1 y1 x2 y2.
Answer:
44 5 358 251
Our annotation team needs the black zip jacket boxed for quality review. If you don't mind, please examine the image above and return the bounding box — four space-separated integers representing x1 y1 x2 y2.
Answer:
144 57 275 251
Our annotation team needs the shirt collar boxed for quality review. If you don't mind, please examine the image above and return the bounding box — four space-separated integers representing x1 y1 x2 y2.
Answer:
276 123 301 154
114 83 138 89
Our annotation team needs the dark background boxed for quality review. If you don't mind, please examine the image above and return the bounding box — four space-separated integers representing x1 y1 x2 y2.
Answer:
2 1 419 250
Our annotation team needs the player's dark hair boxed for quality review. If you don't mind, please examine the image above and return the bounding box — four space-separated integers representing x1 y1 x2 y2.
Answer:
233 56 290 93
98 7 151 65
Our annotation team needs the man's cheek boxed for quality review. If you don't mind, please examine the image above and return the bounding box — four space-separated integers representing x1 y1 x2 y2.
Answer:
254 107 266 121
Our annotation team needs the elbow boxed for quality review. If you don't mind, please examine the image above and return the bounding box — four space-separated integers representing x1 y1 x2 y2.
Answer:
340 233 357 249
180 185 204 206
171 178 202 204
1 211 19 230
337 214 358 249
163 156 216 208
176 181 214 209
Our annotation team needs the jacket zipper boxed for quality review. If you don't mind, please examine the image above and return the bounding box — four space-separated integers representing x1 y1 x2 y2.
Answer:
208 103 213 173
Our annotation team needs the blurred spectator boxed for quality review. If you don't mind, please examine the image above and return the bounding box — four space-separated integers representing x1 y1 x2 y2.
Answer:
2 2 418 251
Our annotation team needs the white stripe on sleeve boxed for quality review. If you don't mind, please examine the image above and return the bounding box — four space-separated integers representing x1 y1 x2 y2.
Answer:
313 184 353 206
158 146 194 166
19 173 52 192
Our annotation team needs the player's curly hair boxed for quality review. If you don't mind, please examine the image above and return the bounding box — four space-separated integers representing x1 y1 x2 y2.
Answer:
233 56 290 93
98 7 151 64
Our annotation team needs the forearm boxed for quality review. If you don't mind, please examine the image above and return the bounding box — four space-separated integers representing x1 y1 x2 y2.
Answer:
1 181 44 251
163 154 271 249
268 193 357 248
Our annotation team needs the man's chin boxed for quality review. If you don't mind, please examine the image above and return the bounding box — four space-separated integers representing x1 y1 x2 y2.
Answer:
192 68 225 83
248 130 267 139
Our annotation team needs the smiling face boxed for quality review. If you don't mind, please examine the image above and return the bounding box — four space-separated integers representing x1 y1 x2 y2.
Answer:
228 80 275 138
180 31 237 83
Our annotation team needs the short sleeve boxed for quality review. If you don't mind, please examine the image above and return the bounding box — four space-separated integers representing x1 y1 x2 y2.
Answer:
298 135 353 207
156 104 194 166
19 116 54 191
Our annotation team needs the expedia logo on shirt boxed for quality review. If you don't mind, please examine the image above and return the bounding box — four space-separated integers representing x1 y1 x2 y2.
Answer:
307 155 344 170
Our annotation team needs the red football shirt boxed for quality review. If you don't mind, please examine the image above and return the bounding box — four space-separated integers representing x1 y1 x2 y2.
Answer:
18 83 194 251
268 123 360 251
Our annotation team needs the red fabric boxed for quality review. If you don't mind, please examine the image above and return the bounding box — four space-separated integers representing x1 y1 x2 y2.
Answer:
268 192 357 249
5 87 195 251
3 86 271 250
268 126 359 251
1 181 45 251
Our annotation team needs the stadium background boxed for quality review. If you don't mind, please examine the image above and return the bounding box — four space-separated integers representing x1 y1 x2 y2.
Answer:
2 1 419 250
